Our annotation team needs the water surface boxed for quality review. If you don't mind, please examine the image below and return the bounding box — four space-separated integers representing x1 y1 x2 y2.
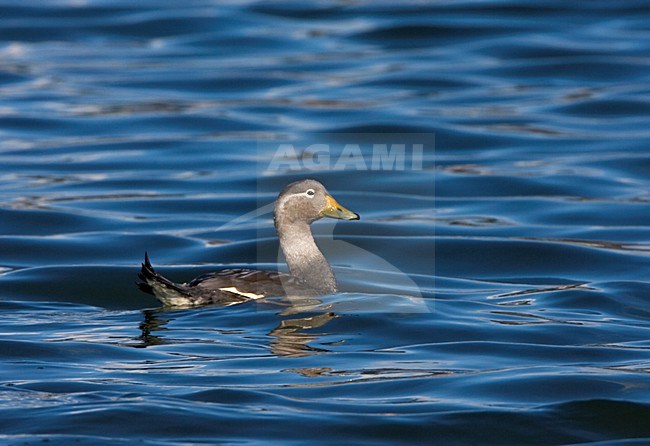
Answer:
0 1 649 445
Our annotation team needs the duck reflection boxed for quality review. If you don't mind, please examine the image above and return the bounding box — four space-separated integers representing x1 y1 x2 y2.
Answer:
269 311 339 357
135 303 339 357
134 309 171 347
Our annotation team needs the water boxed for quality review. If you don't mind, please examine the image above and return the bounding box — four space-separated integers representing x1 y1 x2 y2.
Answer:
0 0 649 444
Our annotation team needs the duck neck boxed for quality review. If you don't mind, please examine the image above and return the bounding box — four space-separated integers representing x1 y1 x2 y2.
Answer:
275 218 337 294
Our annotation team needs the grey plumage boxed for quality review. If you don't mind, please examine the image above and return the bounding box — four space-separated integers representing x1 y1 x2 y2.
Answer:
137 179 359 307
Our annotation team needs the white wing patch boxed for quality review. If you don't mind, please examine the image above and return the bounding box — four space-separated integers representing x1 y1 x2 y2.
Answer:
219 287 265 300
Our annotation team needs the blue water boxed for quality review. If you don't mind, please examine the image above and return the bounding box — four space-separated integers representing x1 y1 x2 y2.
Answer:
1 1 649 444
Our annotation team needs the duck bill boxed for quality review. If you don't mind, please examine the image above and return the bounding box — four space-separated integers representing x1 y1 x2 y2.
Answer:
321 194 360 220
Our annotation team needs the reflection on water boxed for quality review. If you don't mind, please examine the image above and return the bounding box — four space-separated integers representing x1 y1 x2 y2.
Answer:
136 310 172 348
268 311 339 357
137 305 340 358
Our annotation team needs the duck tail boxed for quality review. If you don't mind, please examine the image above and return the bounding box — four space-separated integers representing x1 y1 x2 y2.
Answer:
137 252 191 300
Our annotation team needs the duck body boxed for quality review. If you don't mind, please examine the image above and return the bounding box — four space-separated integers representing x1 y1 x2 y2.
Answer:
137 179 359 307
137 253 314 306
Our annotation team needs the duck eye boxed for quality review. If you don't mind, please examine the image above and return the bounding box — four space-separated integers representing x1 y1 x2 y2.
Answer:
306 189 315 197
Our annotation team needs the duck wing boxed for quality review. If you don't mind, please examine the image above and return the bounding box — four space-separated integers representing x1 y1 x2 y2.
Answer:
188 268 292 301
138 253 311 307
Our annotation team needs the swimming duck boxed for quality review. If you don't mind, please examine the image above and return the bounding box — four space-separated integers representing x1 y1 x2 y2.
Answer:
137 179 359 306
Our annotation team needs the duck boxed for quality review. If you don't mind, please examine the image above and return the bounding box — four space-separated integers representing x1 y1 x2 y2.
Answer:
137 179 360 306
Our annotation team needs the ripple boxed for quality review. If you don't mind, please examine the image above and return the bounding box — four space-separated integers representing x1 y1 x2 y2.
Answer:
0 0 649 444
